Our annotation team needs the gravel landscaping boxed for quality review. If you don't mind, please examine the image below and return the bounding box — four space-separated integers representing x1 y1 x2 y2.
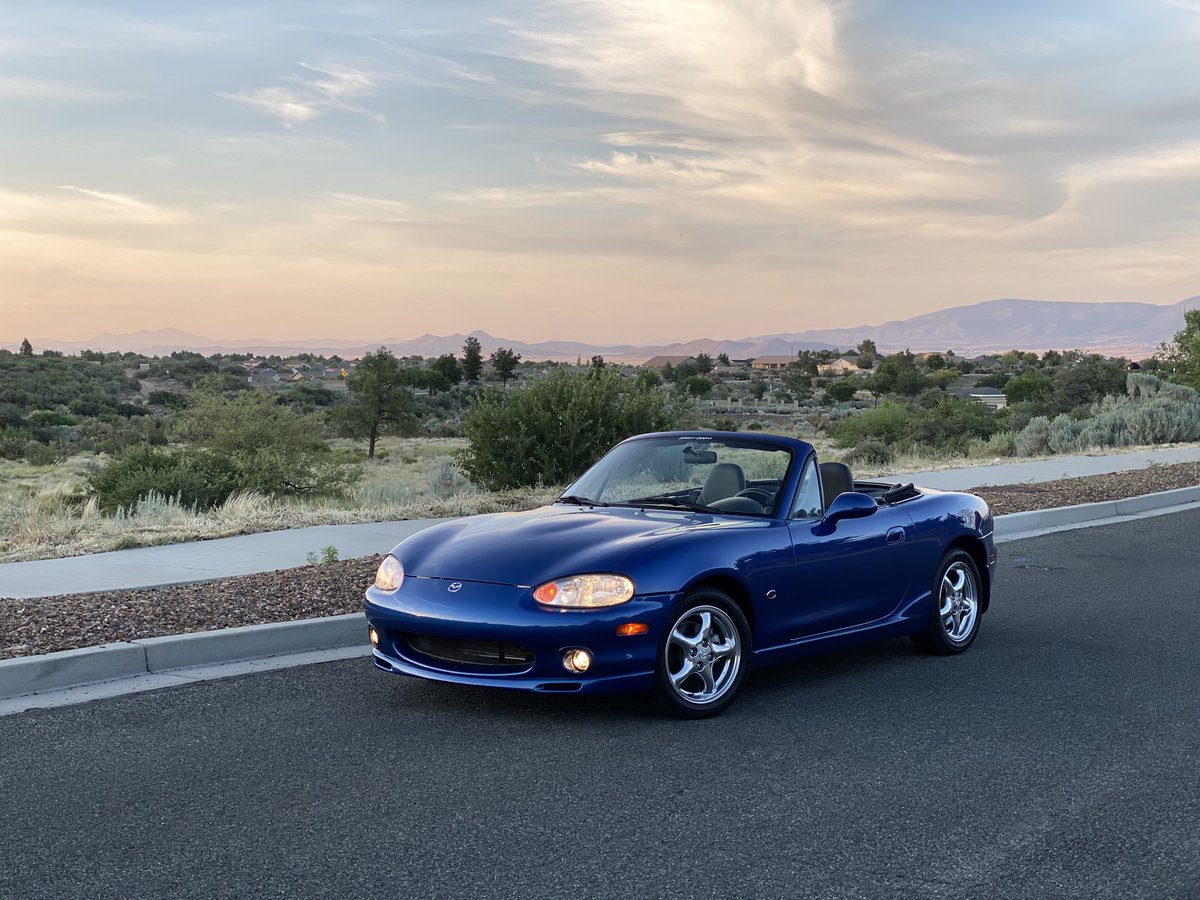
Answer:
2 461 1197 661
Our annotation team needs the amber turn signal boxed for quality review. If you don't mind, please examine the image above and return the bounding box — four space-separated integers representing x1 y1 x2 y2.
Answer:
616 622 649 636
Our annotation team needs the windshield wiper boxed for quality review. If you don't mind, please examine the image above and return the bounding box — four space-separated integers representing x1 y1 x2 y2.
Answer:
616 496 711 513
556 494 609 507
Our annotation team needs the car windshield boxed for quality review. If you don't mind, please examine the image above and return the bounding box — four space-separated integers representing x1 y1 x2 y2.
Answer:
561 436 793 517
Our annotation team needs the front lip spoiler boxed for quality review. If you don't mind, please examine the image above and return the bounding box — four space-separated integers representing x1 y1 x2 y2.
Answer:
371 648 654 695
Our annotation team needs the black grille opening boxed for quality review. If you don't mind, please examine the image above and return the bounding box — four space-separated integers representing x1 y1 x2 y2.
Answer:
406 634 535 667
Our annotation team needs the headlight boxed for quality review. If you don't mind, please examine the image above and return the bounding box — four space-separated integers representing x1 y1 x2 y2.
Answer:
374 555 404 592
533 574 634 608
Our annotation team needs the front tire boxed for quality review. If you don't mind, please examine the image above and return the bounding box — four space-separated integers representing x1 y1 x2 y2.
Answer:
912 548 982 655
654 589 751 718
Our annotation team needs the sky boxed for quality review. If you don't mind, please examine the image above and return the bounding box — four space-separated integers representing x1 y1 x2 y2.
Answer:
2 0 1199 345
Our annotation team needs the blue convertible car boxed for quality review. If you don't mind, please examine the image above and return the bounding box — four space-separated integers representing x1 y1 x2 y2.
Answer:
365 432 995 717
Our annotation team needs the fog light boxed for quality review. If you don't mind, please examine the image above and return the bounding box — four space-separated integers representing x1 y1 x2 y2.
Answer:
369 627 380 647
562 649 592 673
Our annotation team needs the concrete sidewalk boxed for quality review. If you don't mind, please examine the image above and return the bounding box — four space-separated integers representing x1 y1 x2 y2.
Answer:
0 519 442 600
895 445 1200 490
2 445 1198 600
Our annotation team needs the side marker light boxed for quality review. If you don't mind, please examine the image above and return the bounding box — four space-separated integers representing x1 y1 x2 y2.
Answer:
616 623 649 636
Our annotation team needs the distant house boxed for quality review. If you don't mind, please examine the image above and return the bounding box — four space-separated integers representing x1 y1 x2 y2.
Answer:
962 387 1007 410
642 355 696 369
751 355 795 371
968 355 1002 370
249 367 280 386
817 358 860 376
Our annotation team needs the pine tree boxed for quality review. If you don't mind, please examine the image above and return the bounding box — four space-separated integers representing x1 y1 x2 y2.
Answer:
19 338 33 356
462 336 483 382
340 348 415 458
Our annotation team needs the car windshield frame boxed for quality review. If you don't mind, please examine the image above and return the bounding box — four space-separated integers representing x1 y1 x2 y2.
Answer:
559 434 797 518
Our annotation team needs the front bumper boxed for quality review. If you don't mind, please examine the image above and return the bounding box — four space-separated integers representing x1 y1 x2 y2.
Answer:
364 576 672 695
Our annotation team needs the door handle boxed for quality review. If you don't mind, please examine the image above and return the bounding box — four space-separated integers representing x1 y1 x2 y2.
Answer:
886 526 906 545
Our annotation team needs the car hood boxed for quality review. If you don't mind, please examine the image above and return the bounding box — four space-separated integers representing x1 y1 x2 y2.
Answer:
392 504 750 588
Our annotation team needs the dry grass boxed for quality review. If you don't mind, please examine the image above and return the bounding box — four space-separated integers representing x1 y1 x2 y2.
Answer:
0 440 556 563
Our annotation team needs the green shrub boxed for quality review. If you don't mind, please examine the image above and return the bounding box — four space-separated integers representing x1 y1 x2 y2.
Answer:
0 426 35 460
22 441 60 465
830 403 912 448
87 446 241 513
1014 416 1053 455
968 431 1016 458
1014 374 1200 455
428 458 472 499
904 396 997 454
175 392 359 497
846 439 892 467
456 369 686 489
147 390 189 409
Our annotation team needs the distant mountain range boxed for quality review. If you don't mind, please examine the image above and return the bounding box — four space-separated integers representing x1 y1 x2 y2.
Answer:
9 297 1198 363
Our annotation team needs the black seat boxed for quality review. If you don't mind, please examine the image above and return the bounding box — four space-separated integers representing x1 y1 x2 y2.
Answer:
819 461 854 507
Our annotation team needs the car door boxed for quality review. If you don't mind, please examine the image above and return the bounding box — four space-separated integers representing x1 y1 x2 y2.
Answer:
785 459 916 637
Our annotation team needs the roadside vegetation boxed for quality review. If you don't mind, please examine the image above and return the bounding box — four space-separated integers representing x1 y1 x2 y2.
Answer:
2 312 1199 563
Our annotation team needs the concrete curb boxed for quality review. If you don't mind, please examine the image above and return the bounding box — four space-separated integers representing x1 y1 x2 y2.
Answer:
3 483 1199 707
0 612 365 701
992 485 1200 538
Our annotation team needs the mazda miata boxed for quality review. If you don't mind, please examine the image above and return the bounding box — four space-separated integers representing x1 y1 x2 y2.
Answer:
364 431 995 717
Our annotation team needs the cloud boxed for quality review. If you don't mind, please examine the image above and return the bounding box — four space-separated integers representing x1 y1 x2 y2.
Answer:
219 62 384 126
0 185 188 230
0 75 138 102
575 151 731 187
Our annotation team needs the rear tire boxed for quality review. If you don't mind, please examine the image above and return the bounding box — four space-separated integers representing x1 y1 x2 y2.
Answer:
654 589 751 719
912 549 982 655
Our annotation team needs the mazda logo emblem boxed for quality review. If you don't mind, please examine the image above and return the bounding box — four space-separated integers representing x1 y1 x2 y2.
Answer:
447 582 462 593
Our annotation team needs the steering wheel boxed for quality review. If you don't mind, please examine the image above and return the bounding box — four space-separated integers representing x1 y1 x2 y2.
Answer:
735 488 774 507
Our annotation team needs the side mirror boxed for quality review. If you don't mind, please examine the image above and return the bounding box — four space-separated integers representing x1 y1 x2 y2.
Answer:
823 491 878 525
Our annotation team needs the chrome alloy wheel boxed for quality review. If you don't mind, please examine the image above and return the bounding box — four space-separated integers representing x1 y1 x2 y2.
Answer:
939 561 979 644
665 605 742 705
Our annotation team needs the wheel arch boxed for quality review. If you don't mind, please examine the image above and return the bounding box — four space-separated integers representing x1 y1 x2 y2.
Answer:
680 572 757 638
946 535 991 612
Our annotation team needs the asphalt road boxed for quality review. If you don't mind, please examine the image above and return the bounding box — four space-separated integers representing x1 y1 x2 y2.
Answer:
2 512 1198 899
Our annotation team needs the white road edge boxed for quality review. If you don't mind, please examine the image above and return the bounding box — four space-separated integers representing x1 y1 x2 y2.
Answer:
3 484 1200 716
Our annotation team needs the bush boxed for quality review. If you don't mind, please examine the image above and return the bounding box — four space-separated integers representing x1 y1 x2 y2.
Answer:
903 396 997 454
87 446 241 513
830 403 912 448
0 426 35 460
846 439 893 467
456 369 686 489
175 392 359 497
1014 416 1053 455
968 431 1016 458
428 458 472 499
1014 374 1200 454
824 380 859 404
